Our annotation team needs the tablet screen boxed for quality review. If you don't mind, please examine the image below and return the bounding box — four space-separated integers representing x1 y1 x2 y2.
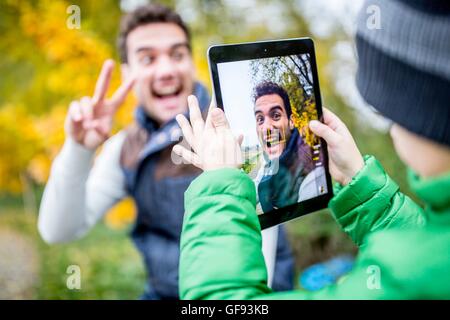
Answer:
216 52 329 218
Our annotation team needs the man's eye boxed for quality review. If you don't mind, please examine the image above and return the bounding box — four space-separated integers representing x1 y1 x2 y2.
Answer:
256 116 264 125
140 55 154 65
272 113 281 120
171 51 185 61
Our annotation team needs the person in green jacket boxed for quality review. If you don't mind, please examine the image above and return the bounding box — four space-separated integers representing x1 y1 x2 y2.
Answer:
173 0 450 299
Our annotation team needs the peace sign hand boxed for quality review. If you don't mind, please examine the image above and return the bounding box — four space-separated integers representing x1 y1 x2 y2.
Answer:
65 59 136 150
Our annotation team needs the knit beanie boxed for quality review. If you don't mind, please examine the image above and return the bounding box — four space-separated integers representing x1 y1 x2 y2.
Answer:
355 0 450 146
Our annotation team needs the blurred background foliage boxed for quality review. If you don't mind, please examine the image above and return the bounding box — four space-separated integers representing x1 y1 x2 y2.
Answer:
0 0 413 299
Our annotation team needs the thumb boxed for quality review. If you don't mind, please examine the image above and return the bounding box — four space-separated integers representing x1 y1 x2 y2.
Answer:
309 120 339 146
211 108 229 131
237 134 244 146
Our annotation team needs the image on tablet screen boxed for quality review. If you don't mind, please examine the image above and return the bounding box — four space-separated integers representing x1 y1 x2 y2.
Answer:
217 53 328 215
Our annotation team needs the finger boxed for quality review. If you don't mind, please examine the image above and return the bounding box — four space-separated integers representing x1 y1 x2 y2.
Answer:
210 108 230 132
69 101 83 123
175 114 196 151
83 119 97 130
172 144 202 169
309 119 340 146
322 107 347 134
208 94 217 111
204 98 216 130
80 96 93 120
93 121 110 140
108 74 136 110
92 59 115 106
188 95 205 137
237 134 244 146
84 118 110 138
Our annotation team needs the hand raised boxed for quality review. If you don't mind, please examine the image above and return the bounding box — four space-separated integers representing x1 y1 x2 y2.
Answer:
173 96 243 171
65 59 135 150
309 108 364 185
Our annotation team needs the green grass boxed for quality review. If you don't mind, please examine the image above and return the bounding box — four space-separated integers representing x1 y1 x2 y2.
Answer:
0 210 146 299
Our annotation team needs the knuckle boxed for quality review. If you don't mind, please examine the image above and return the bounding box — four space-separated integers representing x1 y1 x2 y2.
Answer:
69 102 80 112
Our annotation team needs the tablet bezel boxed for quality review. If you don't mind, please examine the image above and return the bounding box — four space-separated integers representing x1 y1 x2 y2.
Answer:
207 38 334 230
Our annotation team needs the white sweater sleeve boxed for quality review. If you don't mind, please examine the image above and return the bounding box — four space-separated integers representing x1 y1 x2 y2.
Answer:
38 132 128 243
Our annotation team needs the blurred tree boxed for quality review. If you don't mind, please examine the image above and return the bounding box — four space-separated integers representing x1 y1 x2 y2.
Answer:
0 0 135 223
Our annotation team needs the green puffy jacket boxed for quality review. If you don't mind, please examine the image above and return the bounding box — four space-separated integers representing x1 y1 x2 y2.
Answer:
179 156 450 299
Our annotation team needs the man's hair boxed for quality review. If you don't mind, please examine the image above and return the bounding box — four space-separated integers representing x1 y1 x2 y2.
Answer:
253 81 292 117
117 4 191 63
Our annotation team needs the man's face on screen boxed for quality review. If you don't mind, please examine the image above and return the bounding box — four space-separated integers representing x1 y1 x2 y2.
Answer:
254 94 294 160
123 23 196 125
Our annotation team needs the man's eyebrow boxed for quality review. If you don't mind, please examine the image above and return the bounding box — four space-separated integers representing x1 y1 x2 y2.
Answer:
254 105 284 115
135 47 154 54
170 42 191 51
269 105 283 113
135 42 191 54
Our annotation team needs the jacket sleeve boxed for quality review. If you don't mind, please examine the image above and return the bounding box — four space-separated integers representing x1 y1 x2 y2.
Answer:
252 233 406 300
179 167 404 300
38 133 127 243
328 155 425 246
179 168 272 300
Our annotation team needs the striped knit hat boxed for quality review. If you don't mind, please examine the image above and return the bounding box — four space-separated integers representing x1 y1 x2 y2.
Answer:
355 0 450 146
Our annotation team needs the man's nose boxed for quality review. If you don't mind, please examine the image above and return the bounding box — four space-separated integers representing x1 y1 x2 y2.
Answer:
261 123 275 137
154 55 177 79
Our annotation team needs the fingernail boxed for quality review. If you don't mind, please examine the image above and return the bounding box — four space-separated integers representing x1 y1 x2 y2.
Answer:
211 108 222 120
105 59 115 67
309 120 320 129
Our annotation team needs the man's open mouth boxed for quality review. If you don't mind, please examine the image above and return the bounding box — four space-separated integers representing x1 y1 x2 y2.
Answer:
153 86 183 99
264 131 283 149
